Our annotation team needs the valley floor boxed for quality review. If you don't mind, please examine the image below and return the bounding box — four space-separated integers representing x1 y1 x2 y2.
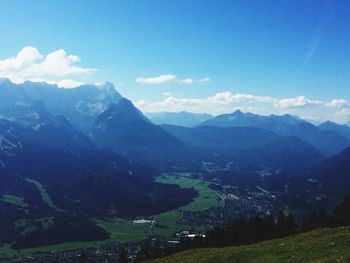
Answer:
149 227 350 263
0 173 224 262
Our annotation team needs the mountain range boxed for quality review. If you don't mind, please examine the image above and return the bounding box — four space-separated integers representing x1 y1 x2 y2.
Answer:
0 78 122 133
0 80 197 247
318 120 350 141
146 111 213 127
1 78 350 248
1 78 349 174
162 124 325 172
199 110 350 156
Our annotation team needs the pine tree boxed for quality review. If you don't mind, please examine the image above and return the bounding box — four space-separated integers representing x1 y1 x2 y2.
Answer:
286 212 296 235
333 196 350 226
277 210 288 237
318 209 328 227
118 247 128 263
136 239 151 261
78 252 86 263
152 238 162 258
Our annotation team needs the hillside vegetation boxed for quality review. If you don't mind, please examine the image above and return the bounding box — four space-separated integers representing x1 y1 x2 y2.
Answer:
150 227 350 263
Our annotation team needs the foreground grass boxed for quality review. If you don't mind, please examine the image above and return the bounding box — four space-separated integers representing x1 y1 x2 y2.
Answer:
150 227 350 263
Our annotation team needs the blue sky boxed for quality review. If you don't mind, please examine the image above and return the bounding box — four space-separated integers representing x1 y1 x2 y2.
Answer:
0 0 349 122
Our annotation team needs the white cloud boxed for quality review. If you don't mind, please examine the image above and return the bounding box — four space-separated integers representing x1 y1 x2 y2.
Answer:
136 74 210 85
178 78 193 84
0 47 42 73
334 108 350 123
198 77 210 83
0 46 96 87
274 96 323 109
136 74 176 85
135 92 350 124
326 99 349 109
57 79 84 88
135 92 276 115
162 92 173 97
291 4 332 80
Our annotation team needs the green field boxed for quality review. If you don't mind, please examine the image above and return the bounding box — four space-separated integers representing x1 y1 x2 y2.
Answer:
156 174 224 211
0 239 113 262
0 173 224 261
96 174 224 238
0 218 152 261
150 227 350 263
96 174 224 239
25 178 64 212
96 218 151 242
1 194 28 208
152 174 224 236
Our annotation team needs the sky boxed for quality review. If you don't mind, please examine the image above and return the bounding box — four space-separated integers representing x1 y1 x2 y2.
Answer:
0 0 350 123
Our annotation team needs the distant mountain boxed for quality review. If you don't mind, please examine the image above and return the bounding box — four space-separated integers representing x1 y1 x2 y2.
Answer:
318 121 350 141
0 79 122 133
0 114 93 154
200 110 263 127
146 111 213 127
162 125 325 172
91 99 325 172
0 101 94 152
91 98 188 167
200 110 350 156
0 100 57 129
0 79 199 170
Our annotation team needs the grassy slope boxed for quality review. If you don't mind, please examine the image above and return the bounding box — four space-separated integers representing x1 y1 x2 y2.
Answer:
150 227 350 263
25 178 64 212
1 194 28 208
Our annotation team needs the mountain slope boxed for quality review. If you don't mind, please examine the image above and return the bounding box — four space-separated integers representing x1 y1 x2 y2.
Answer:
0 119 197 248
146 111 213 127
282 145 350 211
300 146 350 200
200 110 263 128
162 124 325 171
0 119 197 217
91 98 189 167
150 227 350 263
0 79 122 133
200 110 350 156
318 121 350 141
0 101 94 152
